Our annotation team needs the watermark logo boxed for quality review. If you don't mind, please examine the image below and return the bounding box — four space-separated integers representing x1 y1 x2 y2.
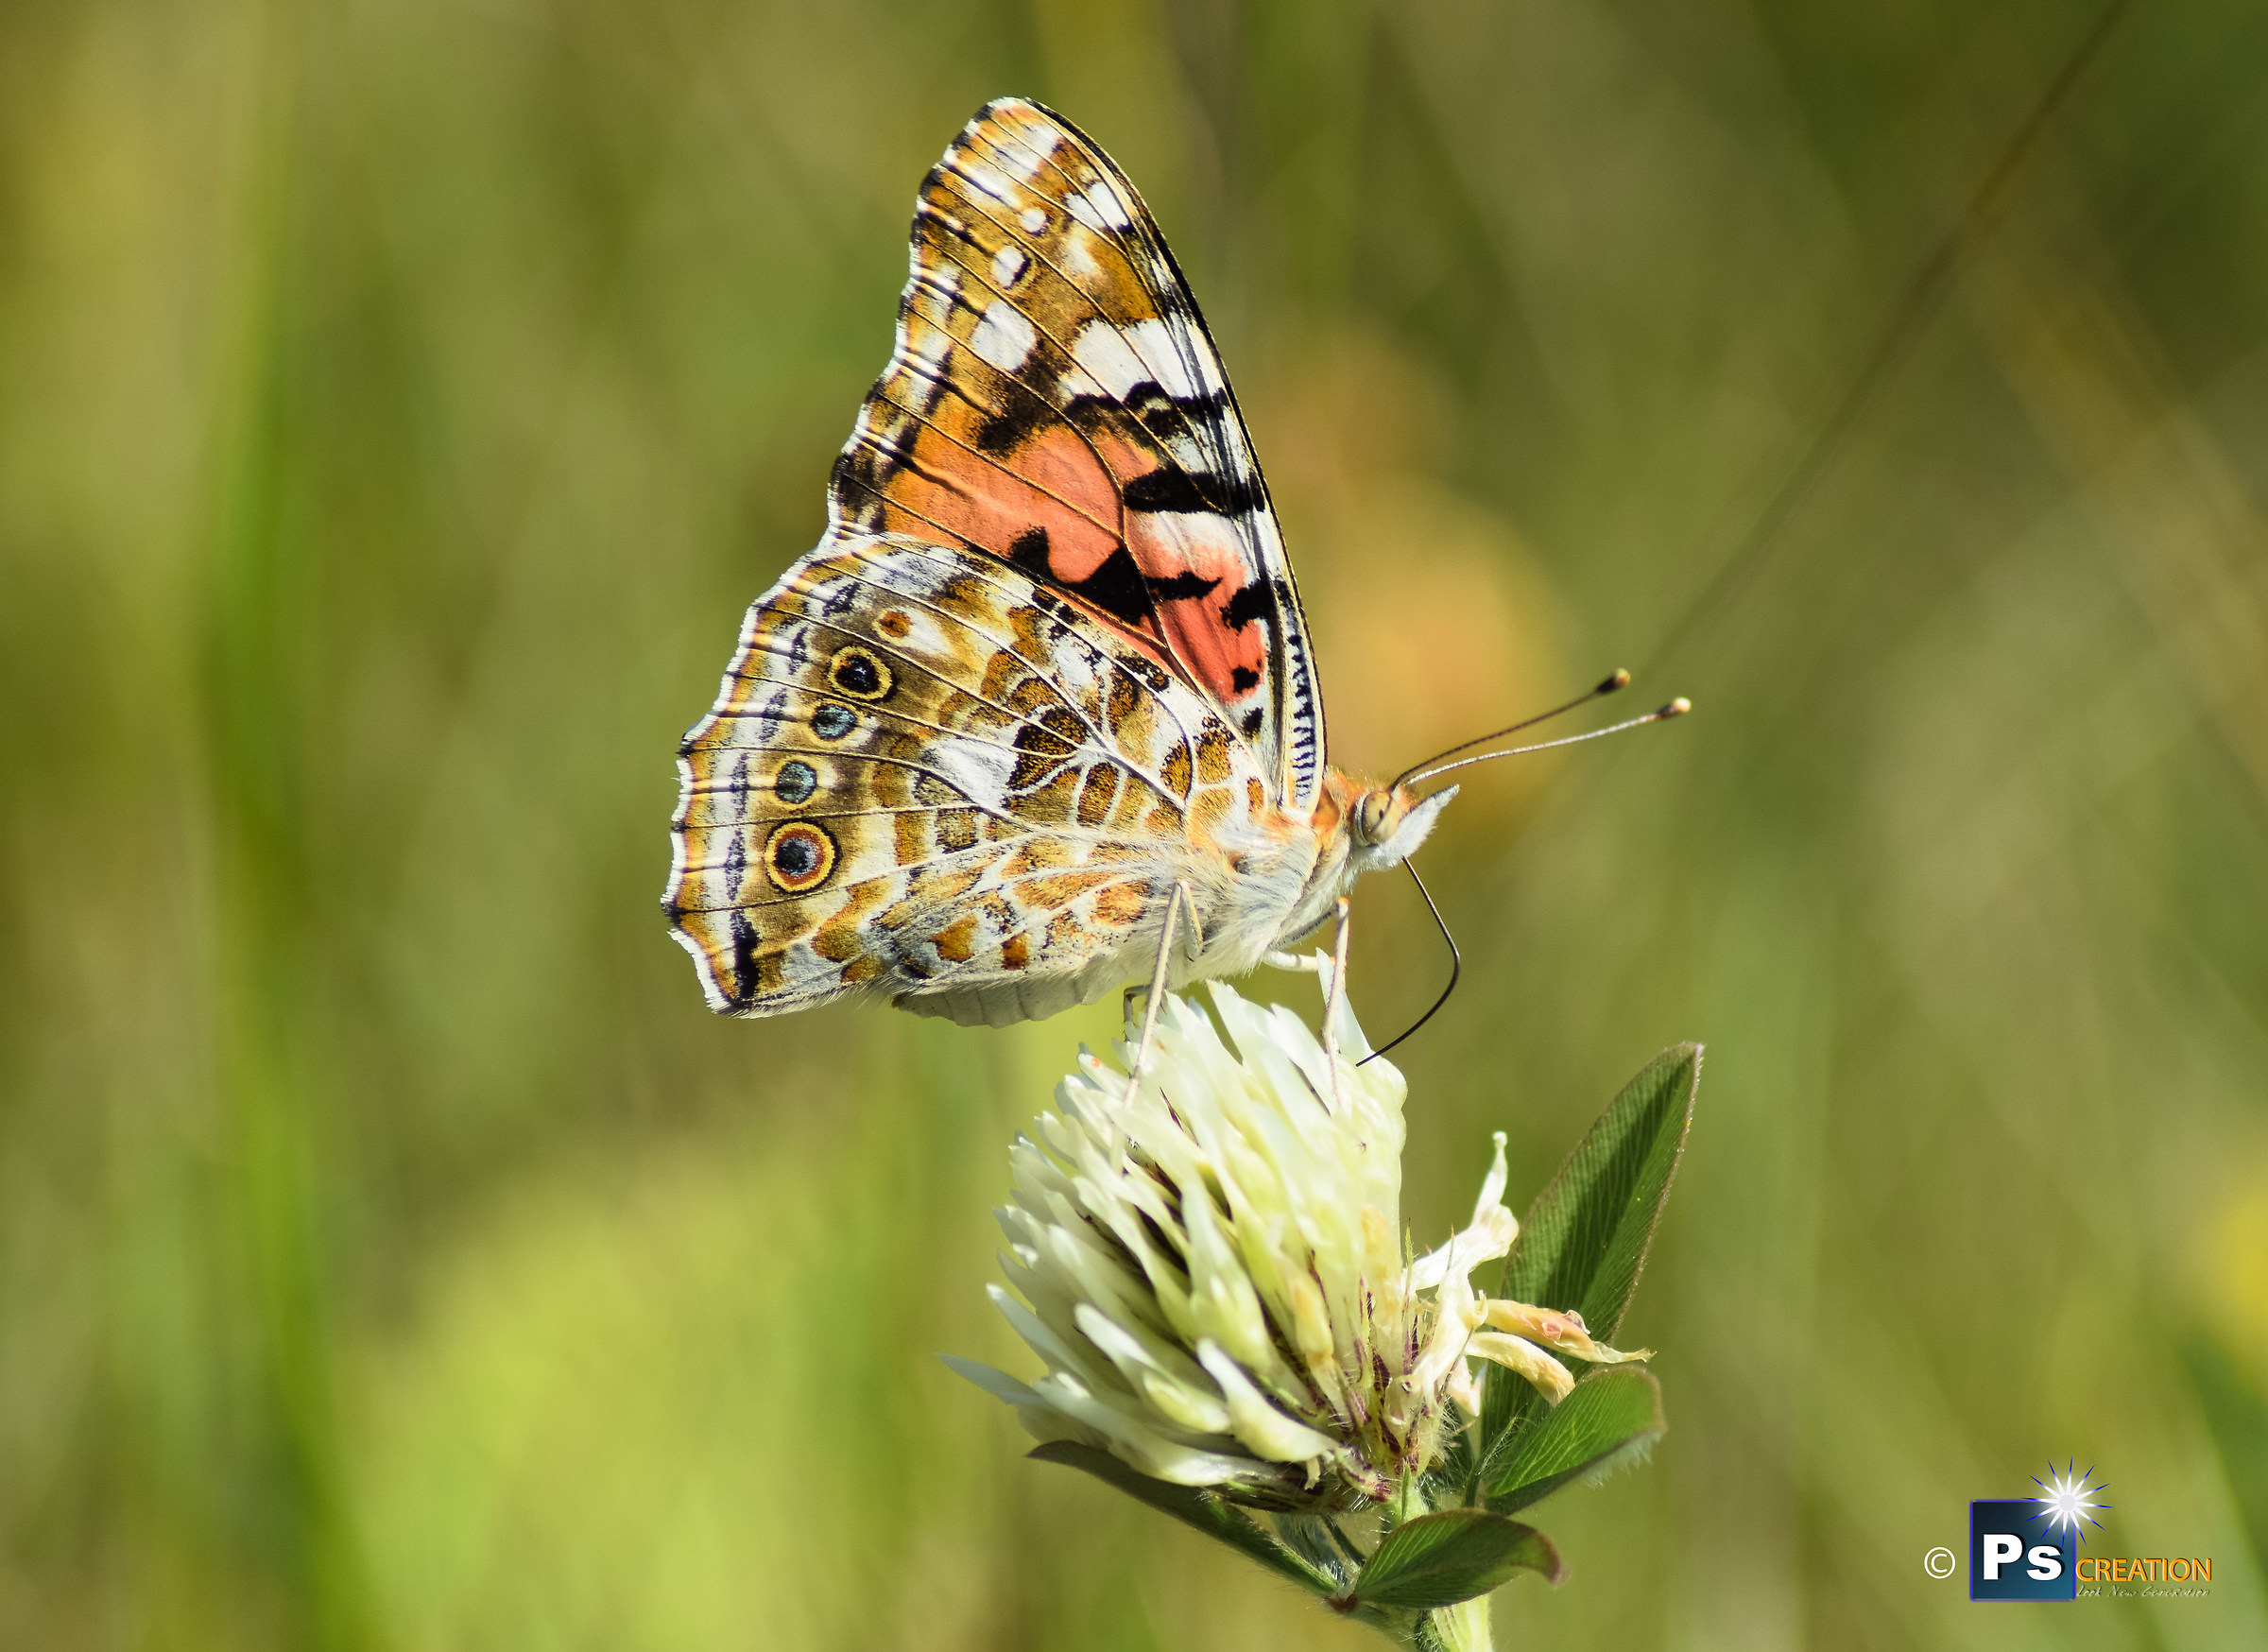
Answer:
1968 1463 2107 1602
1940 1462 2214 1600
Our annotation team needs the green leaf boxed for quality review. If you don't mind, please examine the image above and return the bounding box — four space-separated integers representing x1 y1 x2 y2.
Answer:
1483 1368 1666 1511
1026 1441 1337 1595
1506 1042 1700 1335
1480 1043 1698 1453
1350 1508 1565 1608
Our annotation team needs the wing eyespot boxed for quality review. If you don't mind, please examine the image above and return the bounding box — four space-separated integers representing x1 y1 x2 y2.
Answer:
811 702 859 742
765 822 837 893
827 645 896 702
775 760 819 806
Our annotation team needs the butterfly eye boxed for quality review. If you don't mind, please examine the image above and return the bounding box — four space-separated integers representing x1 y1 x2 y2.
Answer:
765 822 836 892
828 645 895 701
1354 790 1391 846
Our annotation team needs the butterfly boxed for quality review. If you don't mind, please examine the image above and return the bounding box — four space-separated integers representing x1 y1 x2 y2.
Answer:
666 98 1512 1029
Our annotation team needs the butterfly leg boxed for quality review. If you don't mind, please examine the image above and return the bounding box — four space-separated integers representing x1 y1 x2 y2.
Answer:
1124 879 1194 1105
1319 897 1353 1113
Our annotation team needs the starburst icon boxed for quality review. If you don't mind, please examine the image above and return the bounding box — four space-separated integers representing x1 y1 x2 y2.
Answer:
2031 1461 2110 1540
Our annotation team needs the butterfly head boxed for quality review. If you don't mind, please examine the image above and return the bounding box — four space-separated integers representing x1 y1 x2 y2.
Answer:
1341 778 1458 876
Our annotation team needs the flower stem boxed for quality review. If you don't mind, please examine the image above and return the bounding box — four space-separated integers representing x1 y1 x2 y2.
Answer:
1357 1594 1492 1651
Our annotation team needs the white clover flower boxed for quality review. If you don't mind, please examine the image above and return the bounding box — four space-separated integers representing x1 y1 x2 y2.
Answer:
950 969 1649 1509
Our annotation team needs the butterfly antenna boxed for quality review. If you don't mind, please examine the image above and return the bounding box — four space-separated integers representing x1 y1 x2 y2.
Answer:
1360 859 1459 1066
1404 698 1690 790
1389 669 1633 792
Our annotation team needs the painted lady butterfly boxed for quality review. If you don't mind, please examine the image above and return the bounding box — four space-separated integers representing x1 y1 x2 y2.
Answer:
664 97 1463 1028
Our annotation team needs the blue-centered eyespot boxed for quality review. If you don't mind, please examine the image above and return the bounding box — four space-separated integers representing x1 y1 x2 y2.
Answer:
810 702 857 741
765 821 835 892
774 760 818 805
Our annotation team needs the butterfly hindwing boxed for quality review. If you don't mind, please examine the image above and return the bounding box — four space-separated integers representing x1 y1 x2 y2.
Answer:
666 535 1267 1024
829 97 1326 814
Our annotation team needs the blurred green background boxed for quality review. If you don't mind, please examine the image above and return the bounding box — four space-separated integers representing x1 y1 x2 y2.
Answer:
7 0 2268 1645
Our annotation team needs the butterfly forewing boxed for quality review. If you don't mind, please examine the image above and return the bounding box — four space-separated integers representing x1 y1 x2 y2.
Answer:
830 98 1324 810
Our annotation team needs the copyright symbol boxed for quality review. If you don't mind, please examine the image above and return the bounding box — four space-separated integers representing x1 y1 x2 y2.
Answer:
1924 1547 1957 1579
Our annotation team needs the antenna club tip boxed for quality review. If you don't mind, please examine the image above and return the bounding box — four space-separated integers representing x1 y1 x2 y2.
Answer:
1600 668 1632 693
1661 697 1692 718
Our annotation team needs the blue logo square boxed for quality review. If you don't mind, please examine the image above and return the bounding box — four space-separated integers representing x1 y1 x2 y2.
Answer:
1969 1500 2075 1600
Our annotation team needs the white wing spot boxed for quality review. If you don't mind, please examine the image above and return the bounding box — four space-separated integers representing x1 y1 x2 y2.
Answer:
933 735 1015 810
905 324 952 409
970 300 1038 372
998 122 1061 179
1067 181 1134 232
1072 320 1145 398
912 264 961 324
990 244 1028 287
1124 318 1200 399
913 324 952 374
960 162 1020 206
1020 206 1047 233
